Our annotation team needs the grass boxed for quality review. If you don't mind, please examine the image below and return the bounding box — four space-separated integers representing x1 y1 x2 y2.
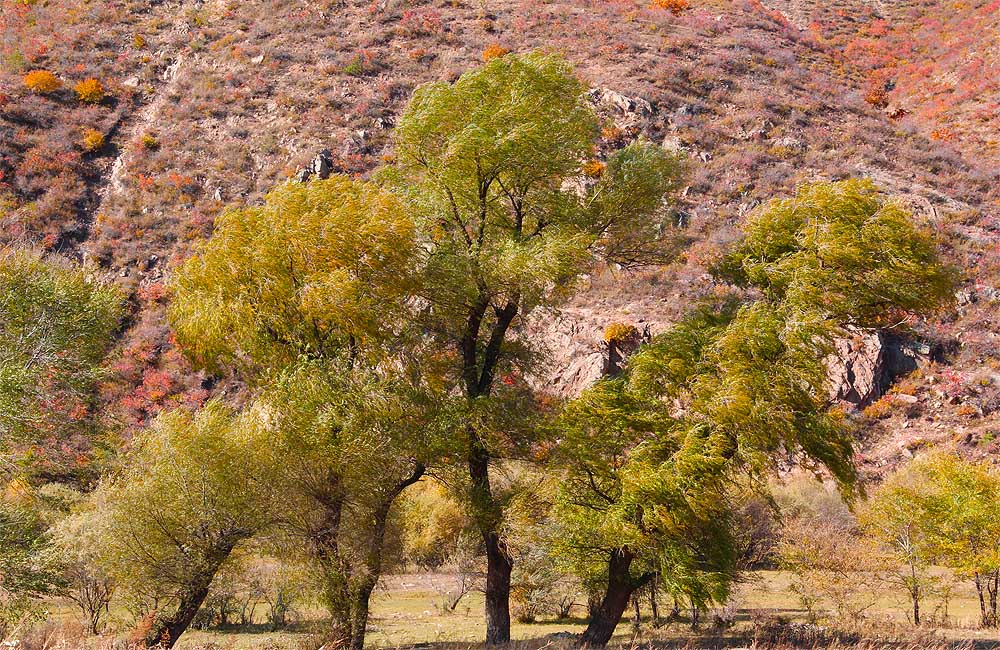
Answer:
30 571 1000 650
155 570 1000 649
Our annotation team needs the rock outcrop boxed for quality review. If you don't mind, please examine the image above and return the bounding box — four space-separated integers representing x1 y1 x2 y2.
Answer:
827 330 936 407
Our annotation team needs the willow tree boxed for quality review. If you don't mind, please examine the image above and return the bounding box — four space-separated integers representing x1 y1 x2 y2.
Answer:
0 248 123 481
556 179 957 647
863 453 1000 627
170 177 437 650
387 51 686 645
246 364 440 650
86 402 275 648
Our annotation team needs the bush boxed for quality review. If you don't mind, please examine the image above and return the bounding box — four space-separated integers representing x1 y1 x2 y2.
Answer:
650 0 690 14
23 70 61 94
862 395 895 419
582 160 606 178
74 79 105 104
603 321 638 343
865 87 889 109
482 43 511 62
80 129 105 153
140 133 160 150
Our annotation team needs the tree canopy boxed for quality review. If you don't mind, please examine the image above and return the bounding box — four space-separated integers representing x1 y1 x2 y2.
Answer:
554 179 958 646
0 249 123 479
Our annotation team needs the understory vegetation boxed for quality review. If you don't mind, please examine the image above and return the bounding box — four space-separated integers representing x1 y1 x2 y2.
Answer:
0 47 989 650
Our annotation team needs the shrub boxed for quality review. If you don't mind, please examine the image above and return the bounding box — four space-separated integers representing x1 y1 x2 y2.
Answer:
482 43 511 62
862 395 895 419
650 0 690 14
81 129 105 153
74 78 105 104
865 87 889 109
23 70 61 94
603 321 638 343
140 133 160 150
582 160 606 178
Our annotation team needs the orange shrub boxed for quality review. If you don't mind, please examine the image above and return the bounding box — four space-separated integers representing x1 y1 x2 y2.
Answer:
862 395 895 419
482 43 511 62
23 70 61 94
80 128 105 152
865 87 889 109
74 78 105 103
650 0 689 14
582 160 606 178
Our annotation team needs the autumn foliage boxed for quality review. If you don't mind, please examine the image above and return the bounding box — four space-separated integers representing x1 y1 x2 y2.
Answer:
650 0 690 14
482 43 511 62
23 70 61 94
74 78 105 103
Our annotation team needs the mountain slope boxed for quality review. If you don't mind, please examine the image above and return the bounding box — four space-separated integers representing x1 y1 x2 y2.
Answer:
2 0 999 474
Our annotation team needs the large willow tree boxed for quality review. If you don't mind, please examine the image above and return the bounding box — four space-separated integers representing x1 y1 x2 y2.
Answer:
170 178 439 650
556 179 958 647
386 51 686 645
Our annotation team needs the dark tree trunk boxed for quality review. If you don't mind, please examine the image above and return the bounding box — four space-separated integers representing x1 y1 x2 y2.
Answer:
649 578 661 627
145 537 241 648
347 463 425 650
470 437 513 646
577 549 652 648
461 295 519 646
311 487 351 638
976 573 988 627
631 596 641 630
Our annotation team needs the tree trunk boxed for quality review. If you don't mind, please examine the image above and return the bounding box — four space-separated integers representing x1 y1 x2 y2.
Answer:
311 491 351 638
468 428 513 646
461 295 520 646
347 463 425 650
349 579 377 650
483 529 513 646
976 573 987 627
631 595 641 630
649 579 661 628
577 549 652 648
145 536 241 648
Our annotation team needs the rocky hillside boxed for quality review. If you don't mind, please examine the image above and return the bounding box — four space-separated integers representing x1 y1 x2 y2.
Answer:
2 0 999 476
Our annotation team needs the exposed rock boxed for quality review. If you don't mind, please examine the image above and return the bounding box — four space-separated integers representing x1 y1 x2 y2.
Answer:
588 88 654 116
827 330 936 408
295 149 335 182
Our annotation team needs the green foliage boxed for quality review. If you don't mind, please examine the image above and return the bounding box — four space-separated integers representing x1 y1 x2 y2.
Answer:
86 401 275 608
170 177 418 374
551 179 957 640
0 249 124 477
865 452 1000 626
400 480 470 570
0 496 64 638
714 179 958 328
388 51 685 374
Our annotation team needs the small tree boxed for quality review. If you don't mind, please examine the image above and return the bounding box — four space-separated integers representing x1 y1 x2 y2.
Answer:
0 248 123 480
873 453 1000 627
858 465 940 625
86 402 275 648
0 499 63 639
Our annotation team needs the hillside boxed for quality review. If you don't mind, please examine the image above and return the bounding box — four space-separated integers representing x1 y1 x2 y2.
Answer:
2 0 1000 477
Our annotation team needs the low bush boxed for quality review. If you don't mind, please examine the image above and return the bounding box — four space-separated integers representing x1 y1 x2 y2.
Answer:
74 78 105 103
80 128 105 152
23 70 61 94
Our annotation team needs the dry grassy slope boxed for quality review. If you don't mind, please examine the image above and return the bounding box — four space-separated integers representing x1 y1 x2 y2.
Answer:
2 0 1000 470
759 0 1000 167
